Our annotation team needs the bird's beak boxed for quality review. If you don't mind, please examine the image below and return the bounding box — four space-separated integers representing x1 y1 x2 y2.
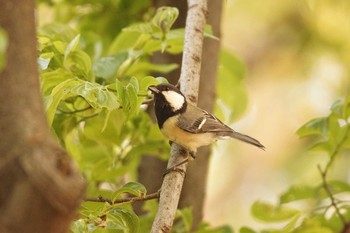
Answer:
148 85 160 94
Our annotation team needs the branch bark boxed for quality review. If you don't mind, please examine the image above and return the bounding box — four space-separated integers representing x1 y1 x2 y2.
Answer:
0 1 86 232
150 0 208 232
178 0 222 228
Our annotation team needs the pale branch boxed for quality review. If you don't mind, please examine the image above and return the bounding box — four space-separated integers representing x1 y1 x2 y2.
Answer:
85 191 160 205
150 0 208 232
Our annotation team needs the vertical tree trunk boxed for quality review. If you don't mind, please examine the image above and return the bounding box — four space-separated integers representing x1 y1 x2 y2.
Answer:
0 1 85 232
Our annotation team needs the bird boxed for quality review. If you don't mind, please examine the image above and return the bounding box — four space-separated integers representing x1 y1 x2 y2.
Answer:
148 83 265 159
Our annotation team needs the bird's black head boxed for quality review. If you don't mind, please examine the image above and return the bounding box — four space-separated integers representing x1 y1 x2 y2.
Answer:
148 83 187 128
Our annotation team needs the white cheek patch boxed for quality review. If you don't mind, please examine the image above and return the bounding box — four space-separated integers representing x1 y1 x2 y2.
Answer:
162 91 185 111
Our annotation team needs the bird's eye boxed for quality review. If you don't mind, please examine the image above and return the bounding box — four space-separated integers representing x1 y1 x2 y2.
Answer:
165 87 169 91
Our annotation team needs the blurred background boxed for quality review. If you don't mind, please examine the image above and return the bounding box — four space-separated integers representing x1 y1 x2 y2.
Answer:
205 0 350 229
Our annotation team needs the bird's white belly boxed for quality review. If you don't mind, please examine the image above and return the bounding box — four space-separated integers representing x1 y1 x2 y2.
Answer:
161 116 216 152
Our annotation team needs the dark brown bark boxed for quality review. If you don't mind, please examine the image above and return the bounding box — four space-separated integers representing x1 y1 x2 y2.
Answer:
0 1 85 232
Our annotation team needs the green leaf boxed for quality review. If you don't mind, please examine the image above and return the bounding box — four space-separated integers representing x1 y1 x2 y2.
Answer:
108 31 142 54
116 79 127 110
71 219 88 233
280 185 315 204
215 49 248 122
64 50 92 78
297 117 328 138
70 81 120 110
41 68 74 95
108 208 139 233
38 52 54 70
176 207 193 232
45 79 80 125
239 227 257 233
316 180 350 199
294 218 333 233
194 222 234 233
0 27 8 72
113 182 147 201
251 201 299 222
123 22 154 34
65 34 80 57
204 24 219 40
151 7 179 35
93 52 128 80
126 62 178 77
139 76 162 95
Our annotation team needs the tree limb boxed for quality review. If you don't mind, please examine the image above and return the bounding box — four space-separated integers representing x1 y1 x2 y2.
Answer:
150 0 208 232
85 191 160 205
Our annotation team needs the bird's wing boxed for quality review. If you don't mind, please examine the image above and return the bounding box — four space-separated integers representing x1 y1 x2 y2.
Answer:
176 104 232 134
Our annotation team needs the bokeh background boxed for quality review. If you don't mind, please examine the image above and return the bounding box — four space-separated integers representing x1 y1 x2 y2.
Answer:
205 0 350 229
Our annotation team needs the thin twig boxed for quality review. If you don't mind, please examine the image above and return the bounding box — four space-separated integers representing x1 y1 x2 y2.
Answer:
84 190 160 205
318 165 347 225
58 106 92 114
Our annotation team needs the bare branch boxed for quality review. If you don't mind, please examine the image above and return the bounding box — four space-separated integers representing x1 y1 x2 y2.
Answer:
85 191 160 205
150 0 208 232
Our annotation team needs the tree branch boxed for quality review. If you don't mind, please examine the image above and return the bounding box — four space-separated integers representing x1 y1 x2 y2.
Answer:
85 191 160 205
150 0 208 232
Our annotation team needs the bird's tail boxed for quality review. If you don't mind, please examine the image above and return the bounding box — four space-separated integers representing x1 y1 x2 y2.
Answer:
229 131 265 150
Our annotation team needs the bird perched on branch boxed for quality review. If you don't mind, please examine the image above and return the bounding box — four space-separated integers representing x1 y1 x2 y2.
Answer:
148 83 264 158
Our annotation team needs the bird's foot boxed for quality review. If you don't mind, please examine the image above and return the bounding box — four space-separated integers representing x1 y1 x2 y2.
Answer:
162 157 189 178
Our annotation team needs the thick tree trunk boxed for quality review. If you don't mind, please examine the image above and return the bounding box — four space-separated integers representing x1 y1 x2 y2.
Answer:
0 1 85 233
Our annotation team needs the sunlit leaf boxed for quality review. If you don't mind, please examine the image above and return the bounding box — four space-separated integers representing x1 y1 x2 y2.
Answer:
151 7 179 35
38 52 54 70
280 185 315 204
175 207 193 232
204 24 219 40
239 227 257 233
65 34 80 57
64 50 92 78
294 218 333 233
215 49 248 122
297 117 328 138
45 79 80 125
113 182 147 200
70 81 120 110
93 52 128 80
194 222 234 233
108 208 139 233
251 201 299 222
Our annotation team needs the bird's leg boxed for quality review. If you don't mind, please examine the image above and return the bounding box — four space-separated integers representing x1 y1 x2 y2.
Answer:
162 150 196 177
162 157 189 177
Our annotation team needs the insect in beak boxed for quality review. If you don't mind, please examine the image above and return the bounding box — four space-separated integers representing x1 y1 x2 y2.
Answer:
148 85 160 94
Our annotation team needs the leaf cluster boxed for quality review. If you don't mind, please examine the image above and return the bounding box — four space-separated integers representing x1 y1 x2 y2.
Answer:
36 2 236 232
244 97 350 233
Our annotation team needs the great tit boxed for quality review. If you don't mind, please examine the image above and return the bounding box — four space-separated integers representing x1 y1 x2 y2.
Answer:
148 83 265 157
